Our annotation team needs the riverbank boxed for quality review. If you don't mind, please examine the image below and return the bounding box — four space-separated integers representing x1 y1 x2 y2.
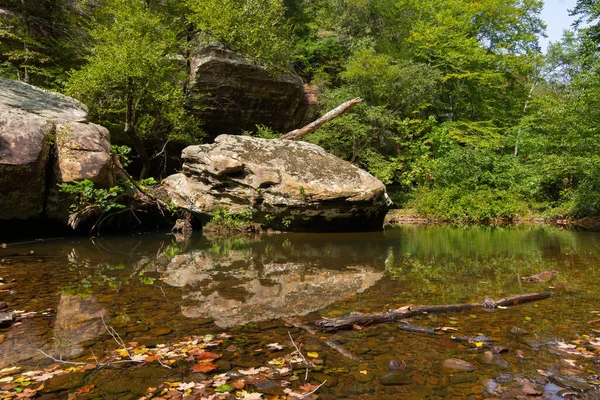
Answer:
384 209 600 231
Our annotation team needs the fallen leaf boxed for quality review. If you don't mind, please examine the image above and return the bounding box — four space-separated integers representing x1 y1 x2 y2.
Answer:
192 362 218 373
195 351 220 361
238 390 262 399
441 327 458 332
232 380 245 389
352 324 363 330
307 352 319 358
266 343 284 351
300 383 319 392
359 370 368 375
176 382 195 391
76 384 95 395
239 367 267 375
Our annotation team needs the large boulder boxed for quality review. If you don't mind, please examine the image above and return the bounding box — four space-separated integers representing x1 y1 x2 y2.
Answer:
0 78 114 221
162 135 391 232
187 42 317 136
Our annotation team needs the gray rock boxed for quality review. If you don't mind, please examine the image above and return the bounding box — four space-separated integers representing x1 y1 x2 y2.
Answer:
0 78 115 221
187 41 317 137
162 135 391 232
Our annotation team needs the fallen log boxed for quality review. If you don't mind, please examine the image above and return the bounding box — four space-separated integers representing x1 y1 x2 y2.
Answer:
315 292 552 332
280 97 362 141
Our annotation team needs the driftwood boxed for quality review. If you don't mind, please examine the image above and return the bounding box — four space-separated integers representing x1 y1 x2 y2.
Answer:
315 292 551 332
280 97 362 141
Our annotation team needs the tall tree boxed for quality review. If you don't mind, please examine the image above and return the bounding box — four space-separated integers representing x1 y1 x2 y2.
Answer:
65 0 199 179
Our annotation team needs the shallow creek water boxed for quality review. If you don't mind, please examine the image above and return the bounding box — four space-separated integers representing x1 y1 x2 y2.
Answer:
1 225 600 399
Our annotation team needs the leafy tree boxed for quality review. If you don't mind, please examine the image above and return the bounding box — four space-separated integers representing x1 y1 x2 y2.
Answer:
65 0 201 179
185 0 292 68
0 0 82 87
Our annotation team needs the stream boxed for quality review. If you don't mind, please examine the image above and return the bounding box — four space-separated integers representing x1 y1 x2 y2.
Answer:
1 225 599 399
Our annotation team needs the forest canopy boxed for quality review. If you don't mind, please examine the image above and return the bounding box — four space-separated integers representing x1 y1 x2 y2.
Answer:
1 0 599 222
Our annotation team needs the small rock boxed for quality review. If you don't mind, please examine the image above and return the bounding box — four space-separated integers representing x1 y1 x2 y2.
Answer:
379 371 412 386
389 359 407 371
311 373 338 388
0 312 15 328
516 335 544 348
491 345 508 354
352 369 375 383
254 379 284 396
509 326 529 336
475 351 510 369
550 375 590 392
147 328 172 337
442 358 476 372
216 360 232 372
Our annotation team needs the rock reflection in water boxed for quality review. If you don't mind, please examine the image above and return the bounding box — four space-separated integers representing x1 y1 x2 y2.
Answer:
153 235 387 327
0 294 106 368
52 294 106 358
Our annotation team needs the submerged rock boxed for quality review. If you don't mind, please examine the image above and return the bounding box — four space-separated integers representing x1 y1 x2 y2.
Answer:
441 358 476 372
162 135 391 232
379 371 412 385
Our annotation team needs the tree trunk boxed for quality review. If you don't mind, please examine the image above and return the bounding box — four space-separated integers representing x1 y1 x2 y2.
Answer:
280 97 362 141
124 89 150 180
315 292 552 332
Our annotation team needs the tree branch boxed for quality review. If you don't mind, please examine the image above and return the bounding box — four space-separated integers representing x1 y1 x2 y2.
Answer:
315 292 552 332
280 97 362 141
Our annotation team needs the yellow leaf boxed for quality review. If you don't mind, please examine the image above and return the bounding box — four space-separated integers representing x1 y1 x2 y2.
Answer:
475 342 484 348
359 370 368 375
307 352 319 358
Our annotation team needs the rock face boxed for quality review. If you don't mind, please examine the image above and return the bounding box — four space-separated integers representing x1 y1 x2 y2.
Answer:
0 78 114 221
187 43 317 136
162 135 391 232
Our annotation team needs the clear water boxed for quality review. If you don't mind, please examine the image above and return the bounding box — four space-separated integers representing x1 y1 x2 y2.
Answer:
1 225 599 398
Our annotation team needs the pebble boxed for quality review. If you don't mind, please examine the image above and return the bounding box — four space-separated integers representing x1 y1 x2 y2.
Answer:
475 351 511 369
351 369 375 383
509 326 530 336
379 371 413 385
442 358 476 372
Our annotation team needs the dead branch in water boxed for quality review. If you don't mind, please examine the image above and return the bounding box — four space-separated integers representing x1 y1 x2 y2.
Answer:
280 97 362 141
315 292 552 332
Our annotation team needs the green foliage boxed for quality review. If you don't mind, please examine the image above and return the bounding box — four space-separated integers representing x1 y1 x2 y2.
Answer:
65 0 203 178
412 187 528 223
204 207 256 233
0 0 84 88
243 125 280 139
186 0 292 68
57 179 125 213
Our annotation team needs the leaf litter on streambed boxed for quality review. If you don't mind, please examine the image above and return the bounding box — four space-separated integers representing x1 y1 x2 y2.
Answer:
0 333 327 399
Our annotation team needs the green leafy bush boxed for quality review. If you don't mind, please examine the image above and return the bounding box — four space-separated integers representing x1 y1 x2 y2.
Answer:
57 179 125 213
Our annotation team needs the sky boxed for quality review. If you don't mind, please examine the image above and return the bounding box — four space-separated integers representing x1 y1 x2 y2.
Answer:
540 0 578 50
